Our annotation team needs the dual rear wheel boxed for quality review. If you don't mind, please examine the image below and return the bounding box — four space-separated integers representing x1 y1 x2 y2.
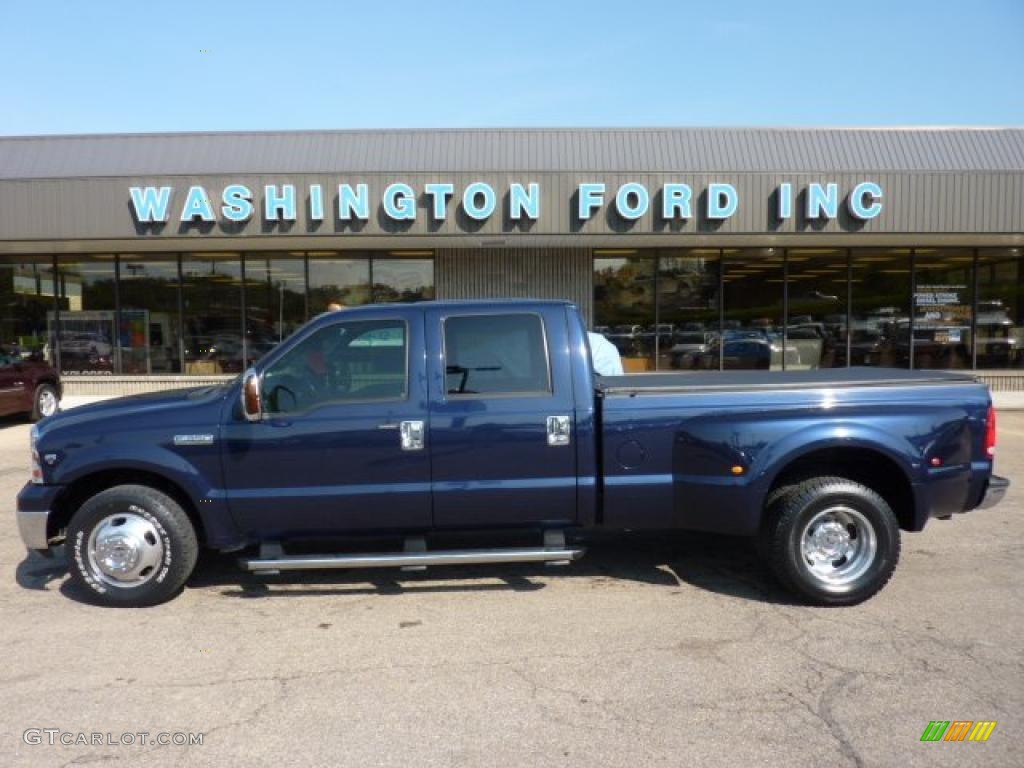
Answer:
761 476 901 606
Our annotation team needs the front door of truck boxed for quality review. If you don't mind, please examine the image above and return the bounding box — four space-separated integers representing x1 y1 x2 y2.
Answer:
426 307 578 528
220 312 431 538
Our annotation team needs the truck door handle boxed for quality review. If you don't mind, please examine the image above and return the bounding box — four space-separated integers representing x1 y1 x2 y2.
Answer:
399 420 425 451
546 415 571 446
377 423 400 430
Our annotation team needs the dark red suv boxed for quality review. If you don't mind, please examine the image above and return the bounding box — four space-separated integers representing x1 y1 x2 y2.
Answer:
0 349 61 421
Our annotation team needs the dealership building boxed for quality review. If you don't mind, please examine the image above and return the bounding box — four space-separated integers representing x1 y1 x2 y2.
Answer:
0 127 1023 397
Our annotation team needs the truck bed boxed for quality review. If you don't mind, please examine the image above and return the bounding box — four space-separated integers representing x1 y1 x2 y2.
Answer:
596 367 978 395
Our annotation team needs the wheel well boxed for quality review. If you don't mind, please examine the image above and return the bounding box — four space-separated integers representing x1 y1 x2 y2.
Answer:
768 447 916 531
50 469 206 544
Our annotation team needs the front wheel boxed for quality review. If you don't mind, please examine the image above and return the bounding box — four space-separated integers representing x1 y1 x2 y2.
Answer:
67 485 198 607
763 477 900 606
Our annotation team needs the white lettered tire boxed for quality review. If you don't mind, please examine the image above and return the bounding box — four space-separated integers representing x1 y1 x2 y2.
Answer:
67 485 198 607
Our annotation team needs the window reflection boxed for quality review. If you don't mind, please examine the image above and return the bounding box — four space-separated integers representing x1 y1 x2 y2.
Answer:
658 250 720 370
977 248 1024 369
244 253 306 365
373 256 435 303
308 253 372 313
593 252 656 371
787 249 847 369
181 254 243 375
851 249 911 368
56 256 118 374
722 248 786 370
0 257 56 365
912 249 973 369
119 258 181 374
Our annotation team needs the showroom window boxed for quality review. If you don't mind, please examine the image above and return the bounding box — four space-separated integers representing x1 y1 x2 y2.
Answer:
977 248 1024 369
373 253 435 303
181 254 244 375
308 253 372 313
593 251 657 371
656 250 720 371
722 248 785 370
244 253 307 364
55 255 119 375
850 249 912 368
786 249 848 370
0 256 57 364
119 257 182 374
912 249 974 370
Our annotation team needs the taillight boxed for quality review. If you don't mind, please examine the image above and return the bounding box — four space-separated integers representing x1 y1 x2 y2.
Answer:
985 406 997 459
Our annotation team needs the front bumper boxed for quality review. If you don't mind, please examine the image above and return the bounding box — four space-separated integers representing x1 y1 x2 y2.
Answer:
17 508 51 550
978 475 1009 510
16 482 63 551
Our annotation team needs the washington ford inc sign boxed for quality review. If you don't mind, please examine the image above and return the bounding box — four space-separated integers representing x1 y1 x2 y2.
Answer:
129 180 884 228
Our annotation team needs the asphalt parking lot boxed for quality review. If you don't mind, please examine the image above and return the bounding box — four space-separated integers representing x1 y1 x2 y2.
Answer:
0 414 1021 768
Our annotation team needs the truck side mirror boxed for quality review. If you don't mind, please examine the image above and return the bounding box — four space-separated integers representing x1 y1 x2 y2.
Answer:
242 368 263 422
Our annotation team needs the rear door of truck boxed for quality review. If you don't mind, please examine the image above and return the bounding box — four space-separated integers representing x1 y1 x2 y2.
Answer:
425 304 578 528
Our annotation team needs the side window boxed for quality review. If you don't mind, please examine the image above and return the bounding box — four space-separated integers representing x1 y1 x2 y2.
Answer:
262 319 407 415
444 314 551 396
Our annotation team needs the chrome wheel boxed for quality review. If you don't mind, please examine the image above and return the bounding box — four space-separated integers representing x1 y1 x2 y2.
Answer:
799 505 877 593
37 388 58 418
86 513 165 588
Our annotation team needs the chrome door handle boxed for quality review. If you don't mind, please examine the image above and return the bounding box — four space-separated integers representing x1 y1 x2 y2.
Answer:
546 415 571 446
377 423 400 430
400 420 425 451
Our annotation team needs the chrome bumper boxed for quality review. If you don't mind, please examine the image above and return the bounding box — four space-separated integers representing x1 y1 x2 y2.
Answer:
978 475 1009 510
17 508 51 550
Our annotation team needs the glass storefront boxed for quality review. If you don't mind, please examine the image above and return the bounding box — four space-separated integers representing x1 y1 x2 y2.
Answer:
0 256 57 362
722 248 785 370
592 247 1024 372
0 251 435 376
977 248 1024 368
55 256 118 375
3 246 1024 377
593 251 656 371
119 257 181 374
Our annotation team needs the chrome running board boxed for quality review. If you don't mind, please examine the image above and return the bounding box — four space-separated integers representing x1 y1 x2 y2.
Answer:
239 532 583 574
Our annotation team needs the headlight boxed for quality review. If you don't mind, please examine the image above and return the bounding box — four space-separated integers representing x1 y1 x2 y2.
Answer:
30 425 42 484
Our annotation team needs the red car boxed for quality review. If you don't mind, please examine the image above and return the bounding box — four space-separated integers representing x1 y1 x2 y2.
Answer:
0 350 61 421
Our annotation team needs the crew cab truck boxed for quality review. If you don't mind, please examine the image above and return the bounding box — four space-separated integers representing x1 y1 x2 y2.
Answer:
17 300 1008 607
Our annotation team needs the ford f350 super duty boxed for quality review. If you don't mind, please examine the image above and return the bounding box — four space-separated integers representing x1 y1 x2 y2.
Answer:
17 300 1008 607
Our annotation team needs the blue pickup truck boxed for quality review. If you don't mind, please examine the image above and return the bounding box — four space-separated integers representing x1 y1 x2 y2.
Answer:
17 300 1007 607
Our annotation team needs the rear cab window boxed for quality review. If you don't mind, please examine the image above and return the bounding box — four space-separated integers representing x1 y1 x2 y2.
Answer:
443 314 551 396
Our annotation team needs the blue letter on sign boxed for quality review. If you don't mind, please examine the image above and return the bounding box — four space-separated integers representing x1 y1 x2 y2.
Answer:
180 186 215 222
309 184 324 221
849 181 883 219
265 184 297 221
338 183 369 220
777 183 793 219
424 183 454 219
662 183 692 219
806 183 839 219
221 184 254 222
384 183 417 220
707 183 738 219
615 182 649 220
130 186 172 222
578 183 605 220
509 183 540 220
463 182 496 220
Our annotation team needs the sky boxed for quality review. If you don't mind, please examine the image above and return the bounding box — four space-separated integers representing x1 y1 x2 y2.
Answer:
1 0 1023 135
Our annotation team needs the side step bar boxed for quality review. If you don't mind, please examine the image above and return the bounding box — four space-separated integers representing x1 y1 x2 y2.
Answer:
239 532 584 574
